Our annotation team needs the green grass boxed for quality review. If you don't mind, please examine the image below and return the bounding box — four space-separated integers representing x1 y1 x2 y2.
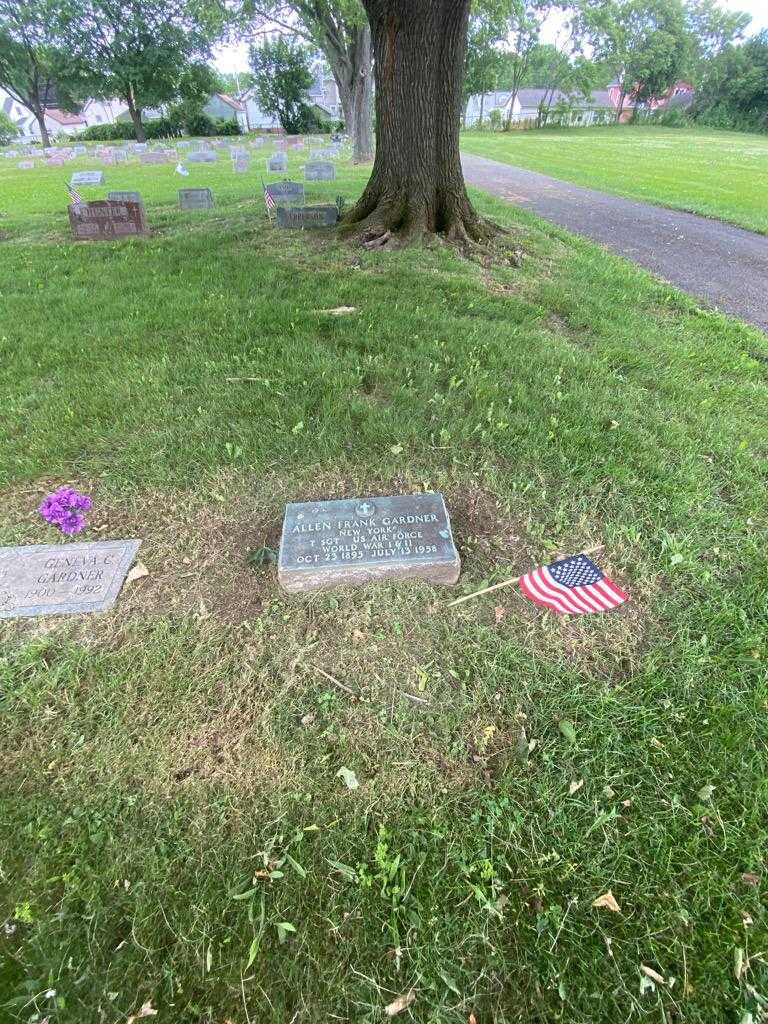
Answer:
461 125 768 234
1 141 767 1024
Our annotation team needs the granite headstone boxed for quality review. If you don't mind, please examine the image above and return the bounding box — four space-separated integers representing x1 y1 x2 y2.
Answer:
276 204 338 228
278 493 460 593
178 187 214 210
68 200 149 240
0 539 141 619
70 170 104 186
304 161 335 181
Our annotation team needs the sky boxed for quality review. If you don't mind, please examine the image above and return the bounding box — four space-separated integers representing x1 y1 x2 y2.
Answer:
213 0 768 74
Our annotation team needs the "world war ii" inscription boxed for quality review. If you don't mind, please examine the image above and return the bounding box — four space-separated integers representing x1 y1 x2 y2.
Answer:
278 493 460 593
0 539 141 619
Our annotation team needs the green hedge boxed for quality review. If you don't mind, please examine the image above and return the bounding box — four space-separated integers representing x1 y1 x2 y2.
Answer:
76 115 241 142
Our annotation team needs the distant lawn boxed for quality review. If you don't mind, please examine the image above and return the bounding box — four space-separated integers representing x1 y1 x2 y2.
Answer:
461 125 768 234
1 144 767 1024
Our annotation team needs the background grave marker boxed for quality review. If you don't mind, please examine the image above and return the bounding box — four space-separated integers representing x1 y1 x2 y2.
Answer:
70 170 104 186
304 161 336 181
178 187 214 210
0 539 141 619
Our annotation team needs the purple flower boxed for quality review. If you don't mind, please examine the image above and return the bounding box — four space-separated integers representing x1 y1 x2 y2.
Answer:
38 486 92 535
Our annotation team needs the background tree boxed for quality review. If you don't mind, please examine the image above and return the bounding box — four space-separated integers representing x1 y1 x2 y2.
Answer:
63 0 222 143
0 0 75 148
242 1 373 163
345 0 492 248
500 0 560 129
580 0 690 121
249 35 315 133
0 110 18 146
214 69 256 95
464 5 506 127
693 28 768 130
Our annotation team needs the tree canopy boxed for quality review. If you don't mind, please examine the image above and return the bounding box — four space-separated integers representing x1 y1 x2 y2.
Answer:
248 34 315 133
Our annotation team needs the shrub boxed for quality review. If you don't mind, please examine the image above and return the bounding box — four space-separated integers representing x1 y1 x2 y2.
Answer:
77 122 135 141
488 108 502 131
0 111 17 146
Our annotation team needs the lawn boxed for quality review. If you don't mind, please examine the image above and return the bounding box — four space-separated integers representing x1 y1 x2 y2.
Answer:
461 125 768 234
1 142 767 1024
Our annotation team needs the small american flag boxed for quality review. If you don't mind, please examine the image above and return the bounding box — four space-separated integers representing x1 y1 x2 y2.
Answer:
264 184 275 215
519 553 628 615
66 183 84 204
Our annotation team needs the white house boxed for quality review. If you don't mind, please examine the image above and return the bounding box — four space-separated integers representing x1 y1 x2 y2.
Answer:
81 97 128 127
238 88 282 131
203 93 243 123
465 88 615 128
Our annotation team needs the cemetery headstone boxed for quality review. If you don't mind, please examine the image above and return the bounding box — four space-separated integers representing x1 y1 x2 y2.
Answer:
266 179 305 206
18 160 35 169
178 187 214 210
108 190 144 206
73 144 87 156
232 155 250 173
133 143 148 154
304 161 336 181
188 150 218 163
276 204 338 229
5 149 18 158
266 153 287 172
176 140 191 148
70 170 104 186
278 493 460 593
113 148 128 162
0 539 141 619
141 151 168 165
68 200 149 240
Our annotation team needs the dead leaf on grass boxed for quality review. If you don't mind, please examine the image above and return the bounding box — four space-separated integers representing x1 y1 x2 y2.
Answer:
125 561 149 585
336 766 359 790
569 778 584 795
741 872 760 887
127 1001 157 1023
494 605 506 623
592 890 621 913
314 306 357 315
384 990 415 1017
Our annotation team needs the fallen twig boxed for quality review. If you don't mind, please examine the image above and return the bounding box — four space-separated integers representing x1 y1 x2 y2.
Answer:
310 664 358 699
401 690 431 705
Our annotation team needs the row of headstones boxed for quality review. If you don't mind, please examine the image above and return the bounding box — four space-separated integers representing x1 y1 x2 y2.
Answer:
68 188 340 239
70 156 337 188
0 494 458 620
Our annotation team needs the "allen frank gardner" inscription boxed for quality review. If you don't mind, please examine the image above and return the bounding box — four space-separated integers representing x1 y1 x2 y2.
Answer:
278 493 460 593
0 539 141 619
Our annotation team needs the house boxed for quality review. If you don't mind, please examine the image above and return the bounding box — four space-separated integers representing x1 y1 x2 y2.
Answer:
238 88 282 131
1 88 37 138
465 88 615 128
307 67 341 120
81 97 128 127
203 93 243 123
609 79 695 120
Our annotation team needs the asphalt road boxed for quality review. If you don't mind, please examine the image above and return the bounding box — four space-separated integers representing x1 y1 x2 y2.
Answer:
461 152 768 333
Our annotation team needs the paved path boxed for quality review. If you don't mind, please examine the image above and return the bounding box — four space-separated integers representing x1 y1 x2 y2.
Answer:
461 152 768 332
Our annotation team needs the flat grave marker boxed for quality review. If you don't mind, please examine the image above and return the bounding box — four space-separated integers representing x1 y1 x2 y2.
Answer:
188 150 218 163
278 493 460 593
18 160 35 169
178 187 214 210
0 539 141 619
70 170 104 186
72 144 87 156
232 155 250 173
140 151 168 165
304 161 335 181
276 204 338 228
69 200 149 240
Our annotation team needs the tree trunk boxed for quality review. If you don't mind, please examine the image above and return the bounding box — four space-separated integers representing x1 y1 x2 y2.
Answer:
34 107 50 149
616 89 626 124
126 91 146 143
345 0 489 247
329 24 374 164
478 92 485 127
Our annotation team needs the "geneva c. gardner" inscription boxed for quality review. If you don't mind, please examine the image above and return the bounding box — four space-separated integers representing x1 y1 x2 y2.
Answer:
278 493 460 593
0 539 141 619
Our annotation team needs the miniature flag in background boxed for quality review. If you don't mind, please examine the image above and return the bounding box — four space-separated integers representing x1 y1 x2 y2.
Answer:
264 184 275 216
66 183 84 205
175 162 189 176
518 553 628 615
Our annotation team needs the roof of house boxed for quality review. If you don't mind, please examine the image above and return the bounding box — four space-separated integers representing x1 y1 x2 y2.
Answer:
45 108 86 126
215 93 243 111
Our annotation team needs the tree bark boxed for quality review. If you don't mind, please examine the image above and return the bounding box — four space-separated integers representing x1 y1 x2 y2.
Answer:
325 23 374 164
125 90 146 142
345 0 489 247
33 107 50 148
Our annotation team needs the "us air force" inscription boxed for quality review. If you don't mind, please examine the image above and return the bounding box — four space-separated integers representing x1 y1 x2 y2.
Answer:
0 539 141 619
278 493 460 593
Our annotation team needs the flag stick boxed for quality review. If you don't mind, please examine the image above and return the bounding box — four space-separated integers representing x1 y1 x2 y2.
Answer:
446 544 605 609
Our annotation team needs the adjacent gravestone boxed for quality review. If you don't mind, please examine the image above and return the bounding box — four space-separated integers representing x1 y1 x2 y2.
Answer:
252 136 265 146
70 170 104 186
133 143 148 154
113 148 128 162
18 160 35 169
304 161 335 181
232 155 250 173
278 493 460 593
141 151 168 165
266 153 287 172
176 140 191 148
188 150 217 163
0 539 141 619
266 179 304 206
178 187 213 210
276 204 338 229
68 200 149 240
108 190 144 206
73 144 87 156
